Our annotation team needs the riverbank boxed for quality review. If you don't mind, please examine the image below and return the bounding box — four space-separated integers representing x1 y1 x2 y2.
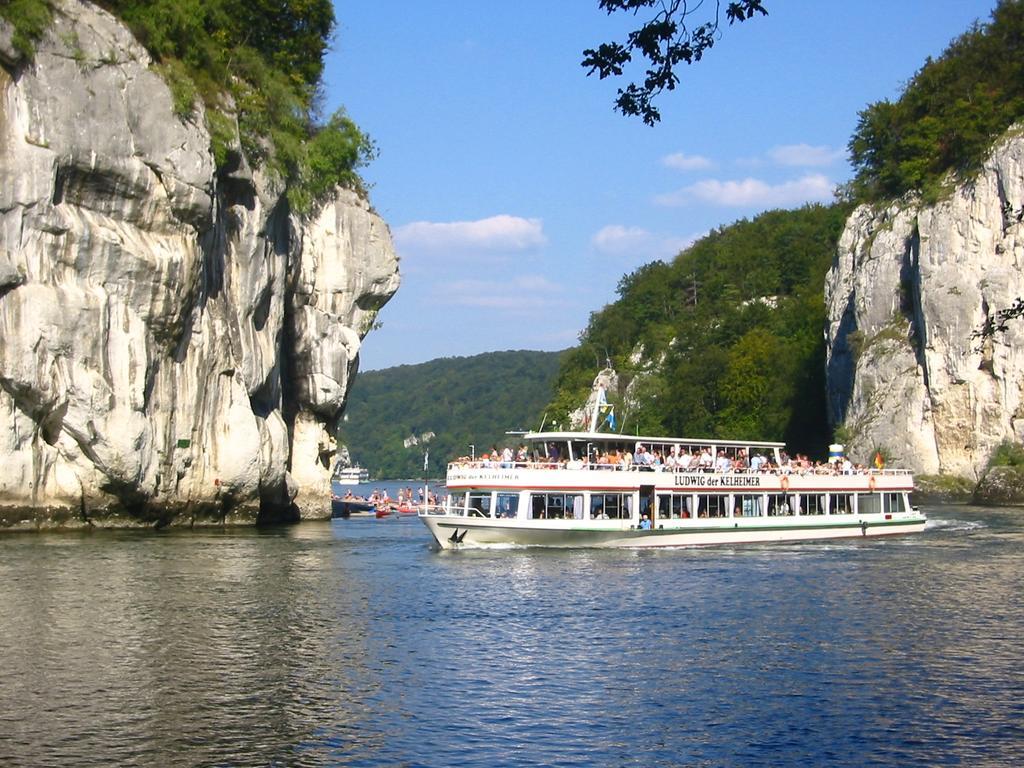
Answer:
4 472 1024 531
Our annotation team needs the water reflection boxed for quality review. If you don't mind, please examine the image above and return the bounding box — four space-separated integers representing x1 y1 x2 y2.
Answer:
0 506 1022 766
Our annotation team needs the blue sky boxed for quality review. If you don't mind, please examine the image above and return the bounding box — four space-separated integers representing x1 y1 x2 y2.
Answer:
324 1 996 371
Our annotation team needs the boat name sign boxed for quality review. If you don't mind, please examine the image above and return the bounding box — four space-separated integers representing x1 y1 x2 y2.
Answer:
448 470 522 482
448 469 765 487
674 475 763 488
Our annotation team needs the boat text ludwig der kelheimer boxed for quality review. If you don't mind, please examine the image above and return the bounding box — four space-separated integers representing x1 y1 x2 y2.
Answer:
417 377 925 549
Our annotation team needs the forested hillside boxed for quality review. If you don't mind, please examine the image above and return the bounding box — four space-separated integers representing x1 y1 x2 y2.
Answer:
547 205 851 455
338 351 565 478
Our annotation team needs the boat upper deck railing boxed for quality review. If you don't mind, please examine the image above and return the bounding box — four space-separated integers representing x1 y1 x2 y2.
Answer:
446 459 913 476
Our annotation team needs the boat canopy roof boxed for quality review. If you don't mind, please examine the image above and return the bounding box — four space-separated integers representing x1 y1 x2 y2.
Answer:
523 430 786 450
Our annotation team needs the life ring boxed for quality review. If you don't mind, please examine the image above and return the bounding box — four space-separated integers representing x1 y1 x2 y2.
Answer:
780 476 790 492
868 475 876 491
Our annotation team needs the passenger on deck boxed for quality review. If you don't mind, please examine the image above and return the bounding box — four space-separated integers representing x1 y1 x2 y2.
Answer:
736 448 749 469
639 514 652 530
779 451 793 473
698 448 714 471
547 443 560 464
715 450 732 473
676 449 692 471
635 445 652 468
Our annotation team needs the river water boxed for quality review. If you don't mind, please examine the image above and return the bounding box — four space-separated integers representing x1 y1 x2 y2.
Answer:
1 503 1022 767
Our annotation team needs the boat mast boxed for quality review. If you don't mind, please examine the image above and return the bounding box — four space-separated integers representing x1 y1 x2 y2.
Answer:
589 382 607 433
423 448 429 511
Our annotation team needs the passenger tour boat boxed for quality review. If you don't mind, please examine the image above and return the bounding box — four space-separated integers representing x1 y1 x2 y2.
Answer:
333 465 370 484
417 376 925 549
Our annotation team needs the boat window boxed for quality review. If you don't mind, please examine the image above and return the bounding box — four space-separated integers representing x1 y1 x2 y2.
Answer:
571 494 584 519
734 494 764 518
657 493 691 519
468 491 492 518
798 494 826 515
531 493 582 519
858 492 906 515
858 493 881 515
695 494 728 518
570 441 591 462
767 494 794 516
448 491 467 514
589 492 630 520
831 493 854 515
496 493 519 519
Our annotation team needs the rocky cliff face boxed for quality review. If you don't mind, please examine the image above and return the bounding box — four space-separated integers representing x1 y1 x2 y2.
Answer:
0 1 399 528
825 131 1024 480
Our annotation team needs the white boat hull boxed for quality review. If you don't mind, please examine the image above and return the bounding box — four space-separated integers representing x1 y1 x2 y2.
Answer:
419 512 927 549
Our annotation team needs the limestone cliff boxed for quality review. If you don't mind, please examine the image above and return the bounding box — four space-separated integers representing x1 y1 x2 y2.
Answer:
825 130 1024 481
0 1 399 528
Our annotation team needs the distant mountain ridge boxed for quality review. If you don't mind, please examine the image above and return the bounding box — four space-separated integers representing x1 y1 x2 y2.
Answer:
338 350 565 478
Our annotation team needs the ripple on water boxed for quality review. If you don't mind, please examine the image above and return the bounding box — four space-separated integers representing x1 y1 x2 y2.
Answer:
0 504 1022 767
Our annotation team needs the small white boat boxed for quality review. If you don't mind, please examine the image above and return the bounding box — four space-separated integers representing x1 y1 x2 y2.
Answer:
333 465 370 484
418 381 925 550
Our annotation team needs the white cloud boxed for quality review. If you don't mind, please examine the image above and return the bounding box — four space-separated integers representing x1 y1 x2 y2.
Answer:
662 152 714 171
734 155 766 169
592 225 652 254
591 224 697 261
654 173 835 208
394 214 546 254
768 144 845 167
445 275 562 311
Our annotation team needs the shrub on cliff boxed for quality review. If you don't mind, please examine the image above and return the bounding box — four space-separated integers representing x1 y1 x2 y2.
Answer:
94 0 372 212
987 440 1024 468
2 0 372 214
0 0 53 57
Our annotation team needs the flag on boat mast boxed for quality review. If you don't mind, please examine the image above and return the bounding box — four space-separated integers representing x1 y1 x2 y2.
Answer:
423 449 429 472
603 405 616 431
588 382 617 432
